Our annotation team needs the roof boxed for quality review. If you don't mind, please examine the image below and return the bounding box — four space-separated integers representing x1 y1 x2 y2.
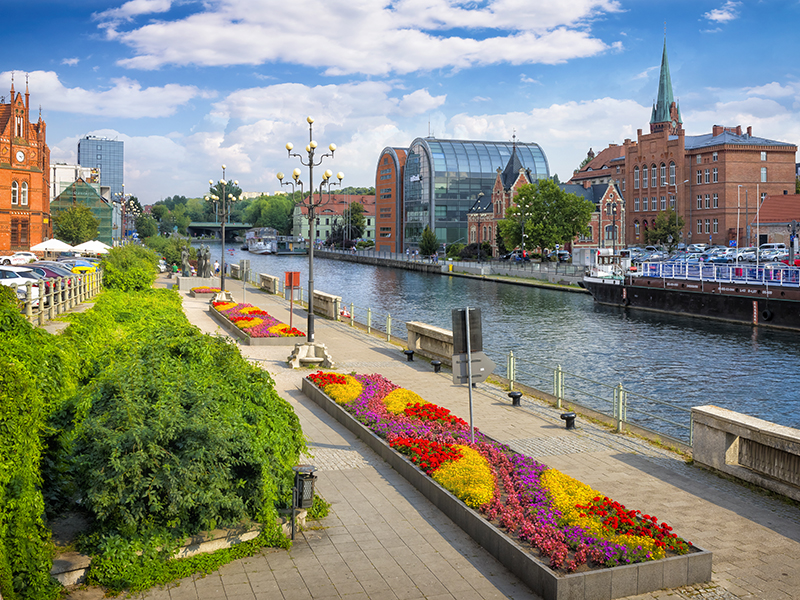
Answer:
749 194 800 224
685 130 796 150
559 183 611 205
570 145 626 181
468 192 493 214
651 38 680 126
501 145 528 190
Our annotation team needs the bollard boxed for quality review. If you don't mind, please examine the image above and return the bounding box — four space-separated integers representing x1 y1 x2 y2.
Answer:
431 359 442 373
560 412 576 430
404 349 414 362
508 391 522 406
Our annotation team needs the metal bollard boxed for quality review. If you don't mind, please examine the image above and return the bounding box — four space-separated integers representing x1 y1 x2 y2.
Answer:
508 391 522 406
431 359 442 373
404 349 414 362
561 412 576 430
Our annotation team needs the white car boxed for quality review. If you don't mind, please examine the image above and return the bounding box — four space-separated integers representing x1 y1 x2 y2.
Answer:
0 251 37 265
0 265 42 305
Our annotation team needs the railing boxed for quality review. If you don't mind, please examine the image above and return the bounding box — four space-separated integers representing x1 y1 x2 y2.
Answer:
639 261 800 287
9 271 103 326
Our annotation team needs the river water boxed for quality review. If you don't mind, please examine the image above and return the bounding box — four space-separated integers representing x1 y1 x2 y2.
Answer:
198 242 799 441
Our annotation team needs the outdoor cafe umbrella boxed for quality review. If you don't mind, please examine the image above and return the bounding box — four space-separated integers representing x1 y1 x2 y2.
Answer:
73 240 111 254
30 238 75 253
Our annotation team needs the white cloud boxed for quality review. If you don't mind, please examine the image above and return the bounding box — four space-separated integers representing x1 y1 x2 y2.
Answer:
97 0 621 74
0 70 202 118
61 58 80 66
745 82 799 99
520 74 539 84
703 1 740 24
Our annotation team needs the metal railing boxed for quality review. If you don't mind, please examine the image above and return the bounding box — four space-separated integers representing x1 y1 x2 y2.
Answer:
8 271 103 326
640 261 800 287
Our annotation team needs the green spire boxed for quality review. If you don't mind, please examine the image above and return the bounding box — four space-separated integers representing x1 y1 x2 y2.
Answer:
650 37 678 126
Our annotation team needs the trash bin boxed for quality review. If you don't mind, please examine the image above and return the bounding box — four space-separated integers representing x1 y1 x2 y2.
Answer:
293 465 317 509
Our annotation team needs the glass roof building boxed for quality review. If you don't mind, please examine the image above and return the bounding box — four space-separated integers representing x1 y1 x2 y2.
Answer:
403 138 549 248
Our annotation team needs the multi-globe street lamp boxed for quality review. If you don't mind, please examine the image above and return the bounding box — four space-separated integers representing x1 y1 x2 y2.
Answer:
280 116 337 344
204 165 238 294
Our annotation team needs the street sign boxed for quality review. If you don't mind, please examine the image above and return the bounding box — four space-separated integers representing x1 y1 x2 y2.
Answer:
452 351 497 385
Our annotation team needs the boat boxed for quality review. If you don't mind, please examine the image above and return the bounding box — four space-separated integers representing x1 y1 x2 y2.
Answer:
581 248 800 331
246 227 278 255
275 236 307 255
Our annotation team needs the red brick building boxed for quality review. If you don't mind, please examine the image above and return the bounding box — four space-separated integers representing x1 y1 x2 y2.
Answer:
570 40 797 249
0 78 50 252
374 147 406 252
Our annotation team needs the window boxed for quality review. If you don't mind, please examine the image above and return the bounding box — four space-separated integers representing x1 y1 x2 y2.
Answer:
697 195 703 209
11 181 18 205
696 170 702 184
669 162 676 186
651 164 657 188
660 196 666 211
634 167 640 189
670 194 675 210
704 169 710 184
697 155 702 164
616 166 620 173
761 167 767 182
712 167 718 183
605 225 616 241
20 182 28 206
761 151 767 161
705 194 710 209
634 198 640 211
712 152 718 162
642 166 648 188
622 179 626 191
697 220 702 235
761 192 767 202
705 219 710 234
325 218 329 225
660 163 666 187
713 193 719 208
642 197 648 211
634 221 640 238
97 154 102 160
713 218 719 233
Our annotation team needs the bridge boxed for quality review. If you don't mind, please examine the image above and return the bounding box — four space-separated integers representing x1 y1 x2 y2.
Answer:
187 222 251 241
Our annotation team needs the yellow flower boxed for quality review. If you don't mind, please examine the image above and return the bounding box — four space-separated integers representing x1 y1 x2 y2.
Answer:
236 318 263 329
214 302 238 311
268 324 289 335
325 375 363 405
433 445 495 508
241 306 268 315
383 388 426 413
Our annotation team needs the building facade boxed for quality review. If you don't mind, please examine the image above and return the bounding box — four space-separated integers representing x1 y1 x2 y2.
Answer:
292 194 376 244
50 179 114 247
375 147 407 252
0 79 50 252
570 39 797 249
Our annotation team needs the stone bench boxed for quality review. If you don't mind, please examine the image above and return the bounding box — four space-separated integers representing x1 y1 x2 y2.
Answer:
406 321 454 364
692 405 800 501
258 273 280 294
312 291 342 320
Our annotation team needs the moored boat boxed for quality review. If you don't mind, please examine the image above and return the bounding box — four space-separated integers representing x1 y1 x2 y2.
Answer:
246 227 278 254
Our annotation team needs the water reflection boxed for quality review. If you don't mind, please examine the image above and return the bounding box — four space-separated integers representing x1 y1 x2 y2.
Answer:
198 243 800 435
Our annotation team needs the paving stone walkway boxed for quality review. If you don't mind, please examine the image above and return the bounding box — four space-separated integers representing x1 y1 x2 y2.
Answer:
76 276 800 600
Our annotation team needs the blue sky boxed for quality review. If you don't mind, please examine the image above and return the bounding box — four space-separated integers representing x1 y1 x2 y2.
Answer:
4 0 799 203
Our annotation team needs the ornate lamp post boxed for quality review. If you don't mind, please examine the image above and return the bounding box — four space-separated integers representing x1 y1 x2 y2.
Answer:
282 117 337 344
611 202 619 255
672 179 689 246
204 165 238 295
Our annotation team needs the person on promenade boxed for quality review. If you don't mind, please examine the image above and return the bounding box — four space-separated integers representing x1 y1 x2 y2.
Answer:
214 260 220 275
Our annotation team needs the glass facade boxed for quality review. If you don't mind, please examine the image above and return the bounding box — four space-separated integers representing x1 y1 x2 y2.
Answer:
78 136 124 204
402 138 549 248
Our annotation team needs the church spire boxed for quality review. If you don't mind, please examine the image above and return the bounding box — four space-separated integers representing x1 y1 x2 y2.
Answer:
650 37 681 134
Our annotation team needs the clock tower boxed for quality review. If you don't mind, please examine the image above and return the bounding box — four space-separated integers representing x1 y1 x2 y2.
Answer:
0 74 51 252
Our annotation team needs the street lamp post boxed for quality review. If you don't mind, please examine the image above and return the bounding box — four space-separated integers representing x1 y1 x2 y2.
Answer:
671 179 689 247
204 165 238 295
788 220 798 265
611 202 618 255
737 185 743 265
282 116 337 344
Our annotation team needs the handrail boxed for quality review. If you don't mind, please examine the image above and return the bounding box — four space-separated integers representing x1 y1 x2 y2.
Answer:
639 261 800 287
8 270 103 326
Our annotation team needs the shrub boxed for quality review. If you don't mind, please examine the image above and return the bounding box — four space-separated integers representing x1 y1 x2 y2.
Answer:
144 236 195 266
101 245 159 291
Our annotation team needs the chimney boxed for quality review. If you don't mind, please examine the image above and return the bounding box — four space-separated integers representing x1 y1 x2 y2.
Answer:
712 125 723 136
747 126 752 137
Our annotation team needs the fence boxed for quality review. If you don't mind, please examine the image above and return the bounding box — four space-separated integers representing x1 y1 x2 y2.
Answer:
9 271 103 326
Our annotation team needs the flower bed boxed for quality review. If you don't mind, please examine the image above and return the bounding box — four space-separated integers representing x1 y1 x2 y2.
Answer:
303 372 711 599
207 301 305 346
189 286 221 297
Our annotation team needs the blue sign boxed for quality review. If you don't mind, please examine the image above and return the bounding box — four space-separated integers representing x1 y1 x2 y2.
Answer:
729 240 737 247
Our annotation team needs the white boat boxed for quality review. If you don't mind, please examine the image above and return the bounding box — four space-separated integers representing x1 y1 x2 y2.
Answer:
246 227 278 254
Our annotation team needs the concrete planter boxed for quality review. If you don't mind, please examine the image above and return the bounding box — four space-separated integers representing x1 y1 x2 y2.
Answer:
301 378 712 600
207 307 304 346
189 289 220 298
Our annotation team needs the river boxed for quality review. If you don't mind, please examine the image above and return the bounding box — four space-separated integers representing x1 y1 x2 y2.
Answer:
197 242 800 441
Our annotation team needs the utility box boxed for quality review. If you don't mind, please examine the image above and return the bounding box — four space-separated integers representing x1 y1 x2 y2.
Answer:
572 248 594 267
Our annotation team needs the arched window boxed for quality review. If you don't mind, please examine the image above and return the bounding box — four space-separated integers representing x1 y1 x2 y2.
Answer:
634 221 640 238
642 166 648 188
482 226 486 240
651 164 657 188
21 182 28 206
605 224 616 241
660 163 666 187
11 181 18 205
669 161 676 186
470 226 476 243
633 167 640 189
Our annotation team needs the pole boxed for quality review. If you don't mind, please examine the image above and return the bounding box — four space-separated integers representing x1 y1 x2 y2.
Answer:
307 123 316 344
221 168 227 293
736 185 741 266
465 307 475 443
745 190 749 248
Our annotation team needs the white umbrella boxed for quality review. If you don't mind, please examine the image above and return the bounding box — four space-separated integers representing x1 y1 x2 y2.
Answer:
73 240 111 254
30 238 75 253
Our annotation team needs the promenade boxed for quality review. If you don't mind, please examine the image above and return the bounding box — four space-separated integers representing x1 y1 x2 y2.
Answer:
76 275 800 600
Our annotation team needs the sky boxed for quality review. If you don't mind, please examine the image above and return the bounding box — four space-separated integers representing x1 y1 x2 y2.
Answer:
4 0 800 204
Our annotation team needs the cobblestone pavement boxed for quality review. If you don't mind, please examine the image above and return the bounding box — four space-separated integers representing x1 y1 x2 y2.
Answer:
118 277 800 600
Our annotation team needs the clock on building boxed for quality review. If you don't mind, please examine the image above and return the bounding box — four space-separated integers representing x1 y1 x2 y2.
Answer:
15 150 24 162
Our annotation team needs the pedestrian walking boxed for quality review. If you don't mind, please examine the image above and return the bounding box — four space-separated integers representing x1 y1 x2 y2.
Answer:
214 260 220 274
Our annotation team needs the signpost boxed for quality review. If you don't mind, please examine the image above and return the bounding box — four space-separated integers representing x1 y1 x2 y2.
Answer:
451 308 495 442
285 271 300 330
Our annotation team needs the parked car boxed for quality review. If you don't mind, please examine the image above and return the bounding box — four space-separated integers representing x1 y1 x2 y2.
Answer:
0 265 42 306
0 251 37 265
548 250 571 262
57 258 97 274
27 263 75 288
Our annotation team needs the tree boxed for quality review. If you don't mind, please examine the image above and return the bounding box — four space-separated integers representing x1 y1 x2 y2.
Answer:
245 195 294 233
644 209 685 251
150 204 169 223
419 226 439 256
495 227 508 256
342 203 365 240
54 204 99 245
795 177 800 194
459 242 492 261
135 214 158 239
498 179 594 254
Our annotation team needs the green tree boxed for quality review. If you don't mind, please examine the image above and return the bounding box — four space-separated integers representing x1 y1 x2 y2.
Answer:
495 227 508 256
498 179 594 254
101 245 159 291
418 225 439 256
135 214 158 239
341 203 365 240
644 209 685 251
54 204 100 245
150 204 169 223
795 177 800 194
245 195 294 233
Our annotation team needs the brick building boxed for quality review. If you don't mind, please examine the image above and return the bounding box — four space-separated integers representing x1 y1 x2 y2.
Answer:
375 147 406 252
0 78 50 252
570 39 797 248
